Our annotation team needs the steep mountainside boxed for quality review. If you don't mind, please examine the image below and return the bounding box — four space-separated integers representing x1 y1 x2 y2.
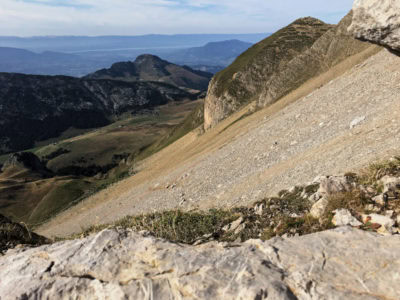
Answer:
204 13 372 129
163 40 253 67
85 55 213 91
0 73 195 154
204 17 333 129
257 12 372 107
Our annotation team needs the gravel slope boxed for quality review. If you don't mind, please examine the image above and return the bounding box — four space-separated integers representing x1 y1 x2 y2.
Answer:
39 49 400 238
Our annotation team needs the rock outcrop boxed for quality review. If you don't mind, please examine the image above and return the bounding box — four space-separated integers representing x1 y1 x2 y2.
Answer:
349 0 400 52
204 12 374 130
1 152 51 176
85 54 213 91
0 214 48 253
1 227 399 299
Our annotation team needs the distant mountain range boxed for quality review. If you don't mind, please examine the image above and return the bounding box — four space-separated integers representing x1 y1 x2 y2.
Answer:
0 55 207 154
162 40 253 67
0 34 267 53
0 47 113 77
0 37 263 76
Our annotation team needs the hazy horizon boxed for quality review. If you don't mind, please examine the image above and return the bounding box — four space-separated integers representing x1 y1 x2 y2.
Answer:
0 1 353 36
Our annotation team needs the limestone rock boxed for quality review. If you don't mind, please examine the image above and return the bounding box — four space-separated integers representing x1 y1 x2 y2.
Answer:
380 175 400 193
349 0 400 52
318 176 354 195
349 116 366 129
222 216 244 232
1 228 400 299
362 213 396 235
332 209 362 227
310 197 329 218
372 194 386 206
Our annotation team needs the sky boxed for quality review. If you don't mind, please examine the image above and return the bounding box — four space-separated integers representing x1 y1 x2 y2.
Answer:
0 0 354 36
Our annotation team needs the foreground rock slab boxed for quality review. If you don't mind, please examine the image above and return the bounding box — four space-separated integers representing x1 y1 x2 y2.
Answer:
1 227 399 299
349 0 400 52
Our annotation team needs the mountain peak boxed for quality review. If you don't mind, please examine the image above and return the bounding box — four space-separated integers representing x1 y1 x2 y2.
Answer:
134 54 167 65
291 17 327 26
86 55 212 91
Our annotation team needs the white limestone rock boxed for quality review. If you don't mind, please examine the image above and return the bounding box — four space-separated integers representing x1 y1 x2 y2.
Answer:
349 0 400 52
332 209 362 227
1 228 400 299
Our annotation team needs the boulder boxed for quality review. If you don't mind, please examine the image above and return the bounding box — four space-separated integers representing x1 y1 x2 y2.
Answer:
1 228 400 299
318 176 354 195
332 209 362 227
380 175 400 193
349 0 400 52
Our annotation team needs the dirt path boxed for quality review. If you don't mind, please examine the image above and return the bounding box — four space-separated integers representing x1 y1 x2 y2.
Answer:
38 49 400 238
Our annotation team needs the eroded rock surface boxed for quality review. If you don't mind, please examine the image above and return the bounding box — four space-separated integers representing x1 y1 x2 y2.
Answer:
349 0 400 52
1 227 400 299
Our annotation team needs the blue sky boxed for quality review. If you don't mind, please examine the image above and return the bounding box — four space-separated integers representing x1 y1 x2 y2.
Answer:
0 0 354 36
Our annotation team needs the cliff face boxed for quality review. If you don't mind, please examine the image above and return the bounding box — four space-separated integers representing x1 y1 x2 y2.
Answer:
0 73 194 154
85 54 213 91
204 13 372 130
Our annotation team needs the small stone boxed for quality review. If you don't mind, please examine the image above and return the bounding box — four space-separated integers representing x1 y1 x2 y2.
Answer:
332 209 362 227
372 194 385 206
365 204 380 212
223 217 244 232
380 176 400 194
254 204 265 216
349 116 366 129
385 210 394 218
309 192 322 203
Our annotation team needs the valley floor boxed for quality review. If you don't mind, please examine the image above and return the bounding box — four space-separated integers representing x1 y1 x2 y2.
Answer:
38 49 400 238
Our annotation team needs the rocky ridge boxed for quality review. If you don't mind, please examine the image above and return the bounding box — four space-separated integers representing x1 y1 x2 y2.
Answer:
204 12 372 130
204 17 332 129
